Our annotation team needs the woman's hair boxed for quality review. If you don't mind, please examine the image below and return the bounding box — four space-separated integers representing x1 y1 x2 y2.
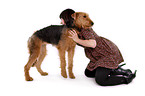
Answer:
59 9 75 28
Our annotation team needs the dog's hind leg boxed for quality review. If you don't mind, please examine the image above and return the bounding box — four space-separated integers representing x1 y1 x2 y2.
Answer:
67 47 75 79
35 44 48 76
24 49 40 81
58 48 67 78
24 36 41 81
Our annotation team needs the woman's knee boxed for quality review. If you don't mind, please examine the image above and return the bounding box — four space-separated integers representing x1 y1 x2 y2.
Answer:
95 67 111 86
95 78 107 86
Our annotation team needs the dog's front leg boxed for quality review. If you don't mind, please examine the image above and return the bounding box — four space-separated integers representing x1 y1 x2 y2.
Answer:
58 49 67 78
68 47 75 79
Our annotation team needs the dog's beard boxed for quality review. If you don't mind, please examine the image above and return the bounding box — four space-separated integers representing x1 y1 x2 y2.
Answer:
82 25 92 29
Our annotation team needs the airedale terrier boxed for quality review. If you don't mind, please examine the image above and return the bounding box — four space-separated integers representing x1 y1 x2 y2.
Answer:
24 12 94 81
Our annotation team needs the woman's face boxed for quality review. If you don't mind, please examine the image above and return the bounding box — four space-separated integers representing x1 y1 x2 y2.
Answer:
60 18 65 25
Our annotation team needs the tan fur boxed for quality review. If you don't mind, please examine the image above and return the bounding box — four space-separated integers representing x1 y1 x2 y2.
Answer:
24 12 93 81
72 12 93 29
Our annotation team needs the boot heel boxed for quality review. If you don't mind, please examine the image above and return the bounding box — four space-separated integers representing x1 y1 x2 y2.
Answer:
125 70 137 84
118 63 126 68
133 70 137 77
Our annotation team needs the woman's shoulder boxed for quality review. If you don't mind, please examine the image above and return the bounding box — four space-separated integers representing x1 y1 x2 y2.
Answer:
79 28 99 40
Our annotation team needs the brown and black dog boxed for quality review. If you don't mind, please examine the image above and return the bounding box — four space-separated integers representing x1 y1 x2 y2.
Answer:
24 12 94 81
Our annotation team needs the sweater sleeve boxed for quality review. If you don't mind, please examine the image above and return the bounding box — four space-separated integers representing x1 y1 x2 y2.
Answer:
81 29 96 40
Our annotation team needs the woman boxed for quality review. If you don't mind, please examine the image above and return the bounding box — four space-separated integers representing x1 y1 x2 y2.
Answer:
68 22 136 86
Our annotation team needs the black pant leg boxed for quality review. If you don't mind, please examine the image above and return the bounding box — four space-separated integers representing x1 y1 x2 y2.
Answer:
95 67 126 86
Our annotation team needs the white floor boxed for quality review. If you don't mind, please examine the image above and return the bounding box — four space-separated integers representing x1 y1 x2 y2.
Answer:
1 45 144 96
0 0 145 96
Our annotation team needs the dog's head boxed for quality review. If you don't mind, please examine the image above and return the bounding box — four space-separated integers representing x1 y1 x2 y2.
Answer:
71 12 94 29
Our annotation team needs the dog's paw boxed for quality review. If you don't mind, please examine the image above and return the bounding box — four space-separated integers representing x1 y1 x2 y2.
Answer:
61 72 67 78
62 75 67 78
69 74 75 79
41 72 48 76
26 77 33 81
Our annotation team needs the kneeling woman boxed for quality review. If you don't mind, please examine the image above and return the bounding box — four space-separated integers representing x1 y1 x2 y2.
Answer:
69 28 136 86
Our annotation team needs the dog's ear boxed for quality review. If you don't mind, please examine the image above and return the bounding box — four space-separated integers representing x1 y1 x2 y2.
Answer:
71 13 78 20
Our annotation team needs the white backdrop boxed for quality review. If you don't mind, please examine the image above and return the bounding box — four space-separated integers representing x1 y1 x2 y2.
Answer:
0 0 145 96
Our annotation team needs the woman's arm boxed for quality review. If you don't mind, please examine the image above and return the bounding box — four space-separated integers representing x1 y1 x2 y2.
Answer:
68 29 96 48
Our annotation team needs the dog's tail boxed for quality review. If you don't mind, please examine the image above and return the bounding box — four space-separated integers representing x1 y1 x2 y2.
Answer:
27 37 34 55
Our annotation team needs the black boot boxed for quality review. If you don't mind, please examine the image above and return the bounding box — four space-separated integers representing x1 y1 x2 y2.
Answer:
124 70 137 84
111 63 132 76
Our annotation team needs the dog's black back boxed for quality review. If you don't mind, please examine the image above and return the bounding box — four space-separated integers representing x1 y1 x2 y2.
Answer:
34 25 65 45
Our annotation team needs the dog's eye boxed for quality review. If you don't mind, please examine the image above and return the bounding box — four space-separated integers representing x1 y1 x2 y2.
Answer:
83 16 86 18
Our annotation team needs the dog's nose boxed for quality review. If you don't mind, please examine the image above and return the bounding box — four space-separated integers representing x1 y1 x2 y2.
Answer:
91 22 94 25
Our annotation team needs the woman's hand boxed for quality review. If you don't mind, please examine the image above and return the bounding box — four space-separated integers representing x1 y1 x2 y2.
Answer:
68 29 96 48
68 29 79 42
